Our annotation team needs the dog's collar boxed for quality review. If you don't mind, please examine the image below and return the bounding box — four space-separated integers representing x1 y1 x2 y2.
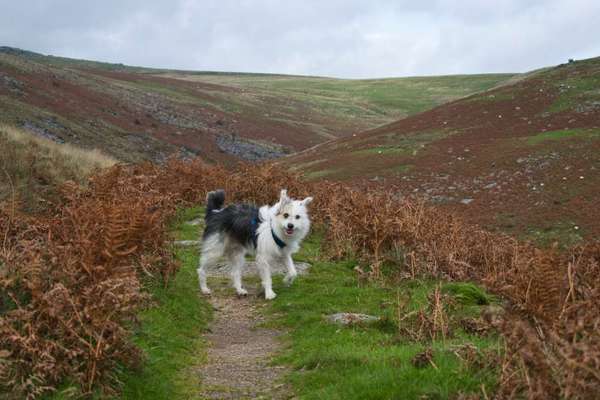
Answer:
271 228 287 249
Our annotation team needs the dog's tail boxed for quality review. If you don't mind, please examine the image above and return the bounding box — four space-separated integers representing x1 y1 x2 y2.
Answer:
205 189 225 218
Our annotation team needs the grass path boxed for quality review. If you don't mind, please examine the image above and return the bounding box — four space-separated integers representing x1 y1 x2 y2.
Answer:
118 207 501 399
120 206 292 399
196 281 291 399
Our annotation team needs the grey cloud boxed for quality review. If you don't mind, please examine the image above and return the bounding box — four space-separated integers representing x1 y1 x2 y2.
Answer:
1 0 599 78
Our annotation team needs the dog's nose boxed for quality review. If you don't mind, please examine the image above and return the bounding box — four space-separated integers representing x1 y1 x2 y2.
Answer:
287 223 294 229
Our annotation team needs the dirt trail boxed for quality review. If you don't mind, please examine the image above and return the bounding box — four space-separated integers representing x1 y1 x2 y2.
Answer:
196 276 295 399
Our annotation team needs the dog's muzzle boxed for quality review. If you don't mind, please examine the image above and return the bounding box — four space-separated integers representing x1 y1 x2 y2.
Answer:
285 223 294 235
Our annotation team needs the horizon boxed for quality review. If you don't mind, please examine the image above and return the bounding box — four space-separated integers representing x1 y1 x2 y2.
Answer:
5 43 571 80
2 1 599 79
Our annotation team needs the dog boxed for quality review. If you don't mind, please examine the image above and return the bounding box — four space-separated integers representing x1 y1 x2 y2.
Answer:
197 189 313 300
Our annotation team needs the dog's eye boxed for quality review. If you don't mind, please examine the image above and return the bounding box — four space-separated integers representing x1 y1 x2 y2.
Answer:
283 213 289 218
295 215 300 219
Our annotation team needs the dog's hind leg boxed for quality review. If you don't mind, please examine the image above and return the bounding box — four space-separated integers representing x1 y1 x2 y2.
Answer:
228 249 248 296
257 256 276 300
283 254 297 286
197 234 223 295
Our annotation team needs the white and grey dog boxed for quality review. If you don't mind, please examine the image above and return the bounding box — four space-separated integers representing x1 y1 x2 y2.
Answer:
197 189 313 300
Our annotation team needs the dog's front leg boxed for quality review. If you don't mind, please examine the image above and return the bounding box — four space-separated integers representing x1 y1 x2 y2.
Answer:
257 256 276 300
283 254 297 286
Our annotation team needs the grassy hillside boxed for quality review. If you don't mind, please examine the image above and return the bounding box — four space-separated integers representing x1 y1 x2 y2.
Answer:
161 72 513 139
0 47 513 163
287 56 600 244
0 124 115 211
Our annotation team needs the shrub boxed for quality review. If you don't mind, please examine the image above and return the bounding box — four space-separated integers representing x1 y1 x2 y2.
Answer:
1 158 599 399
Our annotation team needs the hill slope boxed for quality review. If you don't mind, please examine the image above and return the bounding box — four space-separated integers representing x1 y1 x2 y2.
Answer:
288 57 600 243
0 125 116 211
0 47 513 163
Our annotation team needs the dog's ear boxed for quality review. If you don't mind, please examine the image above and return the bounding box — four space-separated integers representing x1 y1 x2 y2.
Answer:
274 189 291 214
279 189 289 203
300 196 313 206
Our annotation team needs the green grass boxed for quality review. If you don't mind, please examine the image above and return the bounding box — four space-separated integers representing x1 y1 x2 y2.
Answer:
160 73 514 133
119 206 211 399
303 168 341 180
525 221 584 249
548 75 600 113
192 73 513 116
120 79 210 106
266 233 501 399
526 128 600 145
442 282 496 307
494 212 586 249
352 130 452 158
384 164 413 174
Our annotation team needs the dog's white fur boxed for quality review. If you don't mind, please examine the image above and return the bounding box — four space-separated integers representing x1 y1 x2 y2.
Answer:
197 189 312 300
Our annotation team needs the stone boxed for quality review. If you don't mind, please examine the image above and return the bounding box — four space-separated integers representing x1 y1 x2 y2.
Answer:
326 313 380 326
215 134 285 161
21 121 65 144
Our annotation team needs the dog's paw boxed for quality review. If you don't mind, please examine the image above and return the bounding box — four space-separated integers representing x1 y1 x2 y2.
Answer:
236 288 248 297
283 274 297 286
265 290 277 300
200 287 212 295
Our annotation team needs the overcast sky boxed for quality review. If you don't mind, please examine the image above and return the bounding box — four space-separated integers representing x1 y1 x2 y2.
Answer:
1 0 600 78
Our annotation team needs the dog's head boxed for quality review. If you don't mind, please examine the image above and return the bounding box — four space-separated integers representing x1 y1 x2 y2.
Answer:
273 189 313 239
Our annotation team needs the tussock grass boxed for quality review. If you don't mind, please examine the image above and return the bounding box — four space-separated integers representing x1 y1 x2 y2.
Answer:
0 124 116 210
266 233 500 399
442 282 496 306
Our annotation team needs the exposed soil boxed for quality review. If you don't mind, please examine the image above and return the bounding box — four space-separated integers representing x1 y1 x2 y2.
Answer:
193 255 309 399
196 281 292 400
182 214 310 399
